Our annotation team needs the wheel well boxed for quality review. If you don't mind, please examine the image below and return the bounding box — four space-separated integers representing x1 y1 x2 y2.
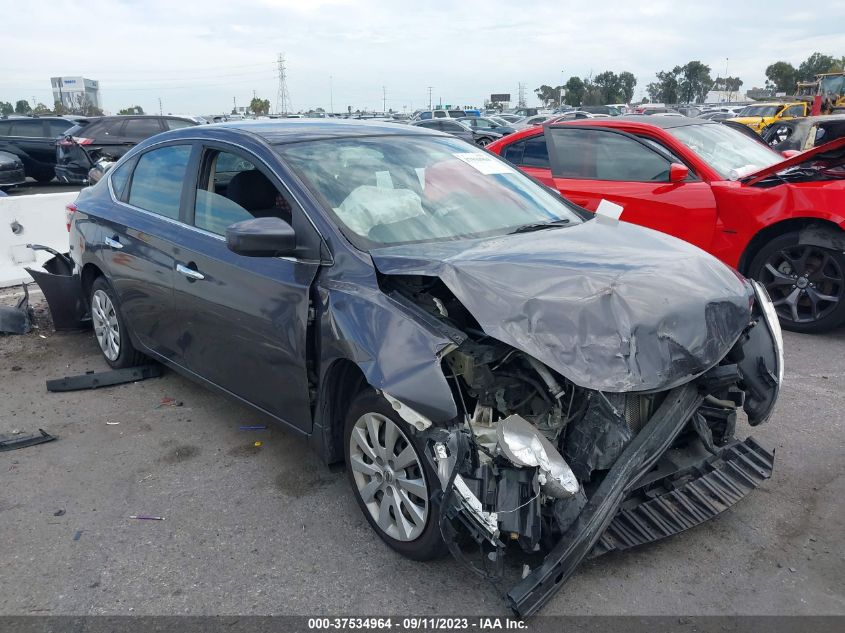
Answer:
314 359 369 465
80 263 104 299
739 219 843 275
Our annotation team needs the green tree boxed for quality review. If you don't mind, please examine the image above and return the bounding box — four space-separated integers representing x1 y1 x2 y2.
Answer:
649 70 679 103
563 76 585 106
676 61 713 103
14 99 31 114
0 101 13 115
249 97 270 115
32 102 50 114
798 52 837 81
765 61 797 92
533 84 564 108
618 71 637 103
53 100 67 115
593 71 622 103
118 106 145 115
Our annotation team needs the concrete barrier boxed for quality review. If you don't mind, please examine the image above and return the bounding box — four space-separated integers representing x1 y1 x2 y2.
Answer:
1 192 77 287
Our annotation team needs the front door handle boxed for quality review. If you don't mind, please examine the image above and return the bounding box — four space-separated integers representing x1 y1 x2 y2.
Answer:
176 263 205 281
104 236 123 250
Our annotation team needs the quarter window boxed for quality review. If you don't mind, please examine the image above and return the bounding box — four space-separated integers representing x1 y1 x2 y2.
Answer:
548 129 671 181
164 118 194 130
48 120 75 137
123 118 163 140
128 145 192 219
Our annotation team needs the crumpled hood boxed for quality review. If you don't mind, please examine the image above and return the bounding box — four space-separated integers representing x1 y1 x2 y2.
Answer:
371 219 754 393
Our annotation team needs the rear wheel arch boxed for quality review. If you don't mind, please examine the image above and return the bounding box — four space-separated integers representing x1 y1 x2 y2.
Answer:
80 263 105 299
738 218 844 276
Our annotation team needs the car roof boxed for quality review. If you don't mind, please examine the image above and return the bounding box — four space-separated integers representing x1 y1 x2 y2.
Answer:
550 115 713 130
219 118 441 143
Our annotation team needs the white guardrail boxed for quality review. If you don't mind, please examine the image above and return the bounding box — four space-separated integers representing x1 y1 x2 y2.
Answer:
0 192 77 287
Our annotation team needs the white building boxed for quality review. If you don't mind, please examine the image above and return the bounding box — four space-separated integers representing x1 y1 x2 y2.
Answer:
50 76 101 110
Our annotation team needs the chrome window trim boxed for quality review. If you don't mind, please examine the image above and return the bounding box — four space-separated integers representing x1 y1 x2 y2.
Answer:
106 136 329 265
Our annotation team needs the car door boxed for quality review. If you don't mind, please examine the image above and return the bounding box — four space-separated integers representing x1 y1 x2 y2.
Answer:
544 126 719 250
169 142 321 431
103 142 192 359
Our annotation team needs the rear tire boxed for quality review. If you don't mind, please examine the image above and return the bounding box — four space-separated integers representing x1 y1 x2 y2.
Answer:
344 389 446 561
748 231 845 333
476 136 494 147
89 276 145 368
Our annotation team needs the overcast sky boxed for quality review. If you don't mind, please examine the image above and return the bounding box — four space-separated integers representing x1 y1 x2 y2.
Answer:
1 0 843 115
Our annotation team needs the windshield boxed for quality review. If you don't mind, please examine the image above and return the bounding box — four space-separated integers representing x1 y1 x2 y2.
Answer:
820 74 845 97
668 123 782 179
276 135 582 249
738 105 778 117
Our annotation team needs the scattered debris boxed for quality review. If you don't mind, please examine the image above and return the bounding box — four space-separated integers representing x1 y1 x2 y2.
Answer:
129 515 165 521
0 284 33 335
24 246 90 331
240 425 267 430
73 530 83 541
0 429 56 452
106 421 120 425
789 567 797 573
46 364 162 392
53 510 65 517
157 397 183 408
254 441 263 447
11 366 21 371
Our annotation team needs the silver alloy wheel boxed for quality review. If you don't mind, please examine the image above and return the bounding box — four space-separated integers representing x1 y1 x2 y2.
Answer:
91 289 121 361
349 412 429 542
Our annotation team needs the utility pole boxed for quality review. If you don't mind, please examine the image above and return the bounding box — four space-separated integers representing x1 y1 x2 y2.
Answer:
382 86 386 114
427 86 433 110
158 97 162 115
559 70 564 107
518 82 526 108
329 75 333 115
233 96 237 114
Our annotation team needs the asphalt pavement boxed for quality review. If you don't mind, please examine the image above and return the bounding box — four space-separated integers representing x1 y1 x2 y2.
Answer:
0 290 842 617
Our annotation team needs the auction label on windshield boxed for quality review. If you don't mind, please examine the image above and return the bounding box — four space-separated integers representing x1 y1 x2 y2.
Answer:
453 152 516 175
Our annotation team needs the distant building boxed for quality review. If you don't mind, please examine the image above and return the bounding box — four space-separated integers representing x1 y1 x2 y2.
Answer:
50 76 101 110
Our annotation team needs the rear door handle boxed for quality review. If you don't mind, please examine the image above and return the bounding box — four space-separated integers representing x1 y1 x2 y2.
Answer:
104 236 123 249
176 263 205 281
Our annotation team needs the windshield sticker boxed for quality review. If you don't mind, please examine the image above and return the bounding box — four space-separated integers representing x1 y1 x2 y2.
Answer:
453 152 515 175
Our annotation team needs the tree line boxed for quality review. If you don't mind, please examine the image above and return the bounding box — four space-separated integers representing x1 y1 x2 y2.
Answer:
536 51 843 107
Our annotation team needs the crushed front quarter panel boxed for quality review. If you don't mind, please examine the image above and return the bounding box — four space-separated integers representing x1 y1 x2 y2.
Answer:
371 219 754 393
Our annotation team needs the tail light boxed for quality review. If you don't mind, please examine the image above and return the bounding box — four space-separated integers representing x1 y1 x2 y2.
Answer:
57 136 94 146
65 202 77 231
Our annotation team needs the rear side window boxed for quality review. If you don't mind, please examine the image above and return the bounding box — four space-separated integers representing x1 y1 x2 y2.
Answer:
522 136 550 168
9 120 44 137
501 139 525 165
0 122 11 135
48 119 75 137
123 118 164 140
86 119 124 138
109 160 132 200
164 118 194 130
128 145 192 220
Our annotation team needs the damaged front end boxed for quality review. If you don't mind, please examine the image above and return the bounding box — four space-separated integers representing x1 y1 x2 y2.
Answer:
383 274 782 618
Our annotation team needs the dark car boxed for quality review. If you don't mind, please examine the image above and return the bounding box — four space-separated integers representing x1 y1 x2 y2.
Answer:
456 116 516 136
761 115 845 152
55 115 198 184
0 116 82 182
409 118 502 146
0 150 26 189
40 120 781 617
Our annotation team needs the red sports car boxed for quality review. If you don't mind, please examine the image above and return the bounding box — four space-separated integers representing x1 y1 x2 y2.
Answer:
487 118 845 332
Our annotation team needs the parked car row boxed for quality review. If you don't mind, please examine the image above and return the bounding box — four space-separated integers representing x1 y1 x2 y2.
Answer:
0 114 199 186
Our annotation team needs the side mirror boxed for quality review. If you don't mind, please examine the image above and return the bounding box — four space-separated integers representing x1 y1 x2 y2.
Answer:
669 163 689 183
226 217 296 257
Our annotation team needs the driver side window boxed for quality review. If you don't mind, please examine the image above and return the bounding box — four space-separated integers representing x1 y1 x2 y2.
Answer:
193 148 293 236
549 129 672 182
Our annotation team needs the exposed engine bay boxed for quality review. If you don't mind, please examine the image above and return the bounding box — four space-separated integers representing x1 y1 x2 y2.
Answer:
381 274 781 617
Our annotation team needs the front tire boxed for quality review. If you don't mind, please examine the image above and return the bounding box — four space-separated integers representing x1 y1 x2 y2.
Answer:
749 231 845 333
344 389 445 560
90 276 145 368
476 136 494 147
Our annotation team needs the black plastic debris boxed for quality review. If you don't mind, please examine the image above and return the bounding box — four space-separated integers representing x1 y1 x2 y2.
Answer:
46 364 163 392
0 284 33 335
0 428 56 452
24 245 90 331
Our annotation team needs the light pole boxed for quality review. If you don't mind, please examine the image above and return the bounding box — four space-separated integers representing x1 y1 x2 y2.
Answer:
330 75 333 115
560 70 564 107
